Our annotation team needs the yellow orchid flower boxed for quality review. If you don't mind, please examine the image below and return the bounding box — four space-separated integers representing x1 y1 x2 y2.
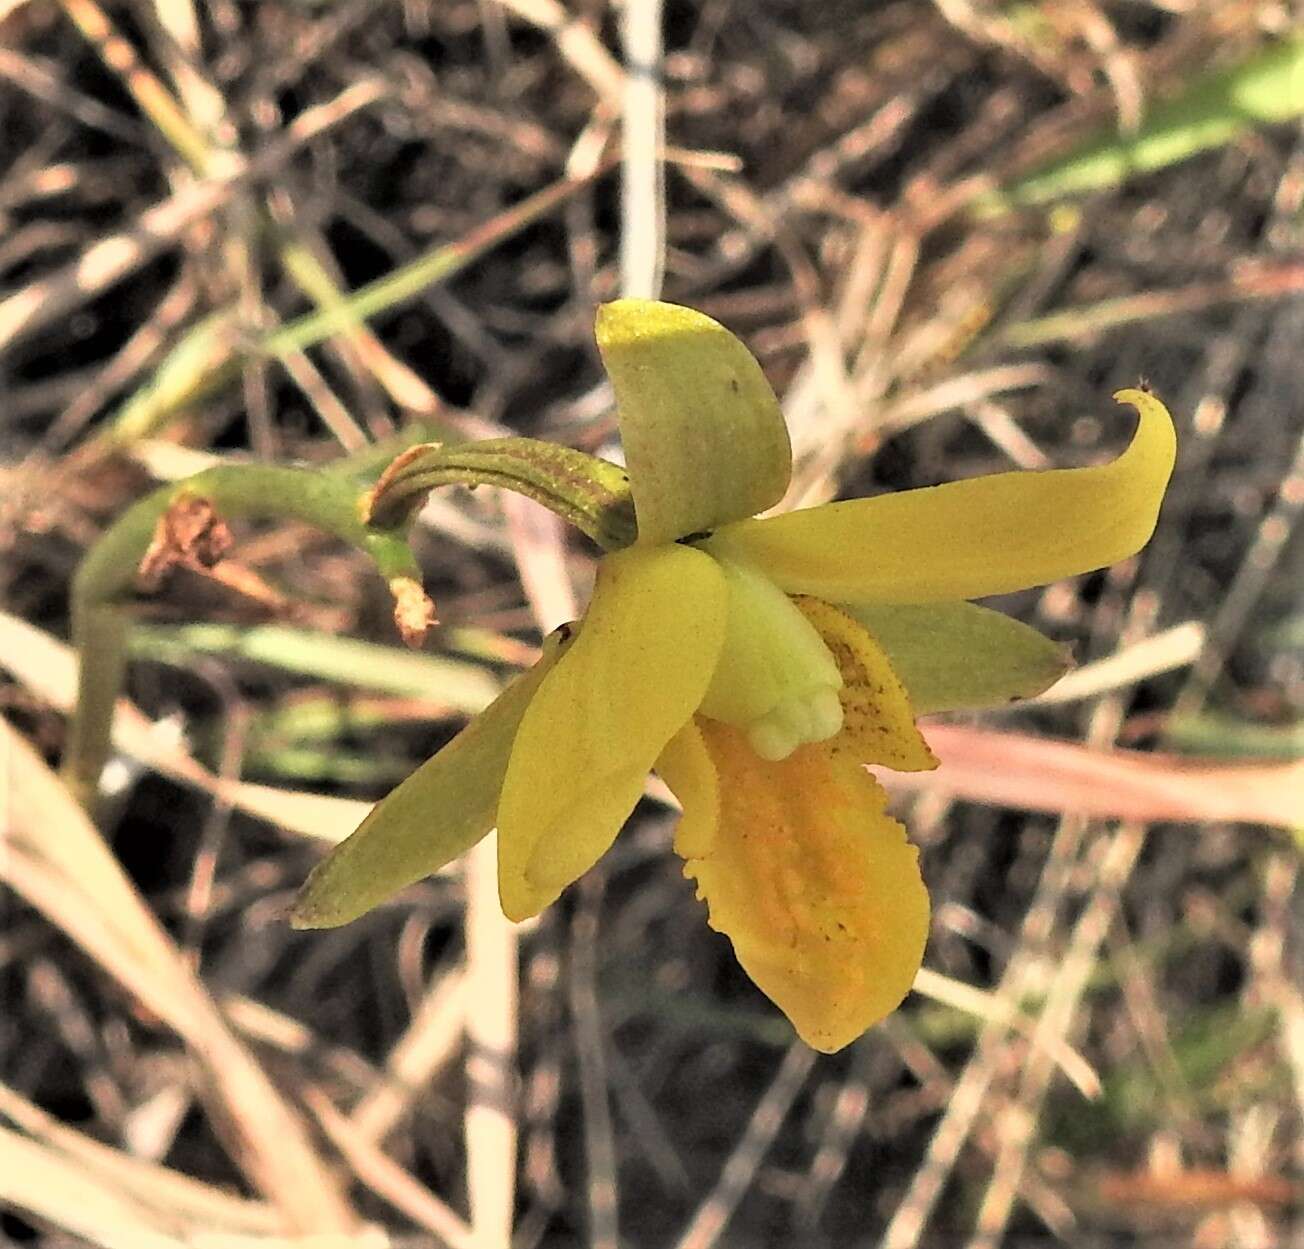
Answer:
293 300 1176 1053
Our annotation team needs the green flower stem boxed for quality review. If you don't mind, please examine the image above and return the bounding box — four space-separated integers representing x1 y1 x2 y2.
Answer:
367 438 639 552
65 465 420 811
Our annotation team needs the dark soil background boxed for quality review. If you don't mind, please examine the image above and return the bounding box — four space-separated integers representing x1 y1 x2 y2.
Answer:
1 1 1300 1247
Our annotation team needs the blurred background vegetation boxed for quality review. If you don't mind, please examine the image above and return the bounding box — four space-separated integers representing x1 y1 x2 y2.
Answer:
0 1 1301 1246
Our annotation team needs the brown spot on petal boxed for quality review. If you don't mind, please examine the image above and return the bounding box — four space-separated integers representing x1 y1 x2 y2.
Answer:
792 596 938 774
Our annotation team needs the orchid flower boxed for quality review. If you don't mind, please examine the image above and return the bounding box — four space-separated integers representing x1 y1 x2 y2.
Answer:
293 300 1175 1052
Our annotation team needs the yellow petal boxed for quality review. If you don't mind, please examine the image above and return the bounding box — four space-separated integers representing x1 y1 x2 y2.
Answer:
497 543 727 921
291 634 567 929
708 389 1175 603
847 602 1071 715
596 300 792 545
794 597 938 773
658 718 930 1053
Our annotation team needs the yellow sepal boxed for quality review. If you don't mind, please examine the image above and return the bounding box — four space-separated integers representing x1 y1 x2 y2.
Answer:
291 634 567 929
708 389 1176 603
847 601 1071 714
596 300 792 545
